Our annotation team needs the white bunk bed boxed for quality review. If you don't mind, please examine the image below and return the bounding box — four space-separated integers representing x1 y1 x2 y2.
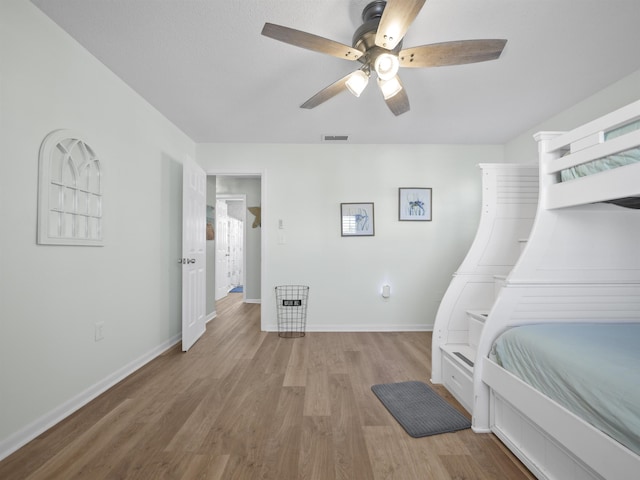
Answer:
473 99 640 480
431 163 538 413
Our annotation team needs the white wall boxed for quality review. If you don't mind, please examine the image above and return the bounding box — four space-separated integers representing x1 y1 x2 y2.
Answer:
505 68 640 163
197 143 504 332
0 0 195 457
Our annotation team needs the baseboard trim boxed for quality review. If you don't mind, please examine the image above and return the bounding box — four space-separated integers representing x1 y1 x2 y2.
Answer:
244 298 261 304
0 333 181 462
264 324 433 332
206 311 217 323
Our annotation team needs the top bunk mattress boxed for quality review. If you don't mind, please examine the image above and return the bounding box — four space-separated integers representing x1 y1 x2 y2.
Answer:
490 323 640 455
560 119 640 182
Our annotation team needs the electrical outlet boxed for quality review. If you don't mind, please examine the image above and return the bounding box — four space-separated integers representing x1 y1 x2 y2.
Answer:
94 322 104 342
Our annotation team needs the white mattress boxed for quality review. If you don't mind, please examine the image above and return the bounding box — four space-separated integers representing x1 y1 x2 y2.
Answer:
491 323 640 455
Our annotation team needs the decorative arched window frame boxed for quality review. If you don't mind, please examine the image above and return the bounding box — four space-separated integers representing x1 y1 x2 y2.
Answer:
37 129 104 246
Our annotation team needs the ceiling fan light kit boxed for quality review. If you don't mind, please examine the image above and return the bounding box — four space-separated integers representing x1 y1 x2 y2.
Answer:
261 0 507 116
346 69 370 97
374 53 400 81
378 76 403 99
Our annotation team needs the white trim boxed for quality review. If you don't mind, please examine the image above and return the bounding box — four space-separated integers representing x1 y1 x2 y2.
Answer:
0 334 181 462
265 324 433 332
206 311 217 323
244 298 261 304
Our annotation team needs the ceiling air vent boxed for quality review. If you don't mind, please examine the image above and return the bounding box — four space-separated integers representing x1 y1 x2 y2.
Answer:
321 134 349 143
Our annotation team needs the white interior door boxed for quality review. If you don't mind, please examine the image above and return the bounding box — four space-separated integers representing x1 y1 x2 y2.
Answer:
215 199 230 300
229 218 243 287
181 156 206 352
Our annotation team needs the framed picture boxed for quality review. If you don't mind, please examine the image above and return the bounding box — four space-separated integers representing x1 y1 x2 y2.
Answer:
341 202 375 236
399 187 432 221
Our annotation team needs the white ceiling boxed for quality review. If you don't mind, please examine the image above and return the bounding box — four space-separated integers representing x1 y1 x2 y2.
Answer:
31 0 640 145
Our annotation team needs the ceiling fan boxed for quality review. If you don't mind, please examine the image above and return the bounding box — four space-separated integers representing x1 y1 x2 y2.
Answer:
261 0 507 116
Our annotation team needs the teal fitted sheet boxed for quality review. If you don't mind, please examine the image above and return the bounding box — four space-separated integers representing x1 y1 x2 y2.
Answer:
491 323 640 455
560 119 640 181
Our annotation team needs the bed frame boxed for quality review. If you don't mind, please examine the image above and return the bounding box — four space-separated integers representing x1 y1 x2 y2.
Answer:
431 163 538 412
473 99 640 480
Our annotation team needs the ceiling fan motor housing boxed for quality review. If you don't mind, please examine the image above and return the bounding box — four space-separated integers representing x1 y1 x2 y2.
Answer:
353 1 402 71
362 0 387 22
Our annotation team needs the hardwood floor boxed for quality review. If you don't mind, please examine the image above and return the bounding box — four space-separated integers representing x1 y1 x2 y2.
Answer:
0 294 534 479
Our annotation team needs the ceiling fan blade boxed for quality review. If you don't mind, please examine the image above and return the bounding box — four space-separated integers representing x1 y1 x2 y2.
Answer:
262 23 364 61
375 0 426 50
399 39 507 68
300 73 353 109
381 76 410 116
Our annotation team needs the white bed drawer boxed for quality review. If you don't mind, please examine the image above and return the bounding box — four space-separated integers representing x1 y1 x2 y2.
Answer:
442 353 473 413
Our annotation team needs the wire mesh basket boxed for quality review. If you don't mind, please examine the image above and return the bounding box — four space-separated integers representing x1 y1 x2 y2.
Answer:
275 285 309 338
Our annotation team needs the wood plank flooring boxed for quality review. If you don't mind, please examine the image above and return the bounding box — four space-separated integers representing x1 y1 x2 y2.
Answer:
0 294 535 479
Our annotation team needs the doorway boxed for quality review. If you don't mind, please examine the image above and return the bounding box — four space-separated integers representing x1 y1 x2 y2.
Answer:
205 174 262 325
215 195 246 301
